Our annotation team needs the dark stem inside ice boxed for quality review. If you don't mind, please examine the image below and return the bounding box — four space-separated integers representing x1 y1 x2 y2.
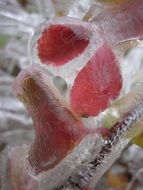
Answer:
56 103 143 190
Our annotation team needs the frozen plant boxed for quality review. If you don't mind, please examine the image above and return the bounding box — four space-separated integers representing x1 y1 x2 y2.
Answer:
1 0 143 190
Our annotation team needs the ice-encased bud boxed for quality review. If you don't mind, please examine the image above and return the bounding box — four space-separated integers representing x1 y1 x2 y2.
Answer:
14 65 96 175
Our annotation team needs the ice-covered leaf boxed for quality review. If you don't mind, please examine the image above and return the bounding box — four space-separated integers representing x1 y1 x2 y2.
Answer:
14 66 93 175
37 24 89 66
89 0 143 42
70 43 122 117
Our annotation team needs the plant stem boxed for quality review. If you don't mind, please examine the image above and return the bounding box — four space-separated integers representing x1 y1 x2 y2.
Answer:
56 84 143 190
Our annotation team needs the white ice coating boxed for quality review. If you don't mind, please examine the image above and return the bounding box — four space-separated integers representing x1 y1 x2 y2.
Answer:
37 132 103 190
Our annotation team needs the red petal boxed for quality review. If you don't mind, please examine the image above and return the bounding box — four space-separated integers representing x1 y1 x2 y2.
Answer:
70 43 122 117
37 24 89 66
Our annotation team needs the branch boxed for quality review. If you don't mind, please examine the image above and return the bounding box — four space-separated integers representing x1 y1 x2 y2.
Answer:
55 84 143 190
